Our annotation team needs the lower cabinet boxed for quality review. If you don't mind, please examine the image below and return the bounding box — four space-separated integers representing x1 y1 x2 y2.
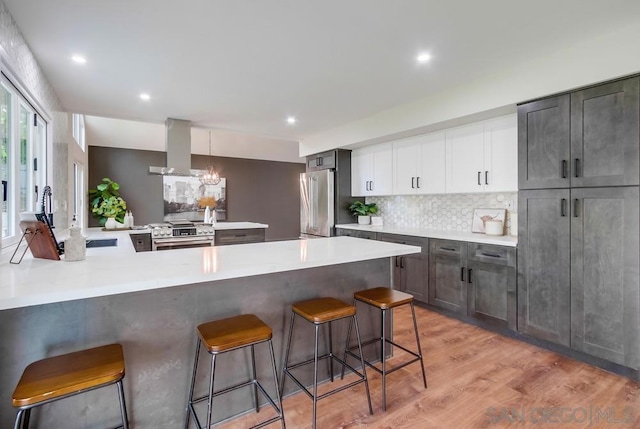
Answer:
335 228 378 240
214 228 266 246
378 233 429 304
430 239 516 330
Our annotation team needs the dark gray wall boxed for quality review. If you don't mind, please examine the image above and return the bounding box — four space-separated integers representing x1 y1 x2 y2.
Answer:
88 146 305 241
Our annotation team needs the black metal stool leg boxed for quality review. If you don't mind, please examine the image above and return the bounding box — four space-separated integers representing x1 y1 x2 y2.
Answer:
251 344 259 413
13 408 25 429
268 340 287 429
411 302 428 388
340 299 356 379
328 321 334 382
117 379 130 429
206 353 217 429
185 339 201 429
312 323 320 429
381 307 387 412
353 315 373 415
280 310 296 395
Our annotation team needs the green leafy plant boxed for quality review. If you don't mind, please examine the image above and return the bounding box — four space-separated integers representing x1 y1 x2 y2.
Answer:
88 177 127 226
348 200 378 216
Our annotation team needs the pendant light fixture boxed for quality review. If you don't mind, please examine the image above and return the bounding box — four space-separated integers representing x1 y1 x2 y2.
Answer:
199 130 221 186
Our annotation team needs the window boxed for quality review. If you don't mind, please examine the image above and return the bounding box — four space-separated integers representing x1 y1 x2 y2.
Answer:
72 113 85 151
1 77 47 246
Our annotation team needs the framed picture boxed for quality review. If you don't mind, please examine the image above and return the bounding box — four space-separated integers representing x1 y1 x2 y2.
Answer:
472 208 506 233
162 175 227 222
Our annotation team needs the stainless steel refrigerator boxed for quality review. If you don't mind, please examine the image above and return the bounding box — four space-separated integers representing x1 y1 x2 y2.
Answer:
300 169 334 238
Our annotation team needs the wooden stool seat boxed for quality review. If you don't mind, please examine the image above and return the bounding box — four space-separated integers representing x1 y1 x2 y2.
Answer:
292 297 356 323
197 314 272 353
354 287 414 310
12 343 129 429
12 343 125 407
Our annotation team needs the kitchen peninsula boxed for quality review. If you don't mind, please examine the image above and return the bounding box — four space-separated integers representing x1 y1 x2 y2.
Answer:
0 235 419 428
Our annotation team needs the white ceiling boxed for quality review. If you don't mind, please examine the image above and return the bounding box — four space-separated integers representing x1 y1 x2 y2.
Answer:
4 0 640 142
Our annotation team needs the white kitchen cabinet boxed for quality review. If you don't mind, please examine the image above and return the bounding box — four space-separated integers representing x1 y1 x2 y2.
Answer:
393 132 446 195
351 143 393 196
446 114 517 194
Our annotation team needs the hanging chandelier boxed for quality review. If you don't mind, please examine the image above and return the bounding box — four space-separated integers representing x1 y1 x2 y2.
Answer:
200 130 221 186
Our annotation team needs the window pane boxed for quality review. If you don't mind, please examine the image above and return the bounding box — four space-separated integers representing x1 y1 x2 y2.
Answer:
19 105 29 212
1 85 11 238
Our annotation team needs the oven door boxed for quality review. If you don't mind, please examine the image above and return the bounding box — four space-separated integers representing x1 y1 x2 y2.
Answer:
152 237 214 251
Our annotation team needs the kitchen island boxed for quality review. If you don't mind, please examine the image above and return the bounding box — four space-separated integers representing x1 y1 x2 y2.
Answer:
0 235 419 428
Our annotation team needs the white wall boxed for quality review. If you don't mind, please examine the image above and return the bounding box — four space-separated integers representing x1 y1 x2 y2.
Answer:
300 20 640 156
85 115 304 164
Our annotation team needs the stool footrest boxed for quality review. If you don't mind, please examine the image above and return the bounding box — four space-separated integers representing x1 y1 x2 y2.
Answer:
283 352 367 401
345 349 421 376
345 337 422 375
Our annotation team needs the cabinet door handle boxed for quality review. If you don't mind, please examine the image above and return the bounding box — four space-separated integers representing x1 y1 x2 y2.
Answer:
411 177 415 188
395 256 399 268
480 252 501 258
562 160 568 179
416 176 420 188
477 171 482 185
485 171 489 185
365 181 369 191
460 267 465 282
370 181 374 191
573 198 580 217
468 268 473 284
400 256 405 269
574 158 580 178
561 198 567 217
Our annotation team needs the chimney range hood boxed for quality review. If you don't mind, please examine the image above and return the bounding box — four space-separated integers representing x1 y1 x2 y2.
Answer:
148 118 206 176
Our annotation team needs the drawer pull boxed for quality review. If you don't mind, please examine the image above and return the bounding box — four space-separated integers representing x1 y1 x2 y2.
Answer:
440 247 456 252
480 252 502 258
234 234 247 237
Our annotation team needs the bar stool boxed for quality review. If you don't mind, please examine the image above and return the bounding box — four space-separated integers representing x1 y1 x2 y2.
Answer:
185 314 285 429
343 287 427 411
11 343 129 429
280 297 373 429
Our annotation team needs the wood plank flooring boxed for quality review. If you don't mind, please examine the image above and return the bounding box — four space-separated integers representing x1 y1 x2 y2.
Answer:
216 306 640 428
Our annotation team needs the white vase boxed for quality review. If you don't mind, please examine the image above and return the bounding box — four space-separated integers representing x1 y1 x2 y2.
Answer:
105 217 118 229
358 215 371 225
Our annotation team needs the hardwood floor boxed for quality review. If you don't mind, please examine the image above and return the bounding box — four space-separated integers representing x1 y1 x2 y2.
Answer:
217 306 640 428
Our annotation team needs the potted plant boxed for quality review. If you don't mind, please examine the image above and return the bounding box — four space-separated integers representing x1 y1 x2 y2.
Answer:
348 200 378 225
89 177 127 227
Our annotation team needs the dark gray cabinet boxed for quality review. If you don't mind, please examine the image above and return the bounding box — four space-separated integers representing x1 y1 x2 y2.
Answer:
214 228 266 246
571 78 639 187
335 228 378 240
518 95 571 190
517 189 571 346
519 76 639 190
429 240 467 314
306 150 337 171
467 243 517 331
378 233 429 304
570 187 640 369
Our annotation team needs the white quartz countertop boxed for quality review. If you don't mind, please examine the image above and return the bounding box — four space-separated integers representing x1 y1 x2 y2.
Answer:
336 224 518 247
0 233 419 310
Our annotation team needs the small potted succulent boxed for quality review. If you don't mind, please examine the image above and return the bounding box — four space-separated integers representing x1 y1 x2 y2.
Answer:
348 200 378 225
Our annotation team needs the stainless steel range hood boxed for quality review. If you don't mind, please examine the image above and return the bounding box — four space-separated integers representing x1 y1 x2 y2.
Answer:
148 118 206 176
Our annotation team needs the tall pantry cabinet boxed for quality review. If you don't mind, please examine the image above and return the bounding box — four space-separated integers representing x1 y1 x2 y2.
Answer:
518 76 640 370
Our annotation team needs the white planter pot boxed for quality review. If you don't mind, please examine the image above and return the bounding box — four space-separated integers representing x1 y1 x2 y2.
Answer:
105 217 118 229
357 215 371 225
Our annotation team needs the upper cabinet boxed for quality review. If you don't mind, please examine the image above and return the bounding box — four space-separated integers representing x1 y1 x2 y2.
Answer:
351 143 393 196
393 132 446 195
306 150 336 171
446 115 518 193
519 76 639 189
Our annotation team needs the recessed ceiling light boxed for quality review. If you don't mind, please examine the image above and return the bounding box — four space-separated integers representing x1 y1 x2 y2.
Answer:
416 52 431 64
139 93 151 101
286 116 297 125
71 55 86 64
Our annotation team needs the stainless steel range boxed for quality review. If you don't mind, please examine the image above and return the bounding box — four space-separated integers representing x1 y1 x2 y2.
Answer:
148 220 215 251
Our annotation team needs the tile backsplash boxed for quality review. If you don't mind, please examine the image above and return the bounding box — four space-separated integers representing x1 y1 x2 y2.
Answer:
366 192 518 235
